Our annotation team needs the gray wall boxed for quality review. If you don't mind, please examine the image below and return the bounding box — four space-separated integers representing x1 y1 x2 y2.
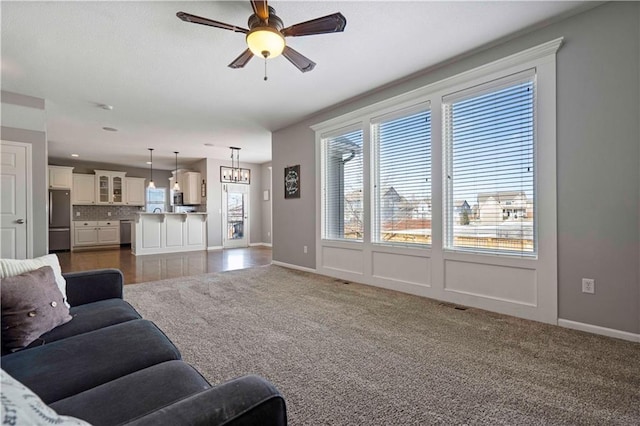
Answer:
261 162 272 245
272 2 640 333
273 126 316 269
1 91 48 257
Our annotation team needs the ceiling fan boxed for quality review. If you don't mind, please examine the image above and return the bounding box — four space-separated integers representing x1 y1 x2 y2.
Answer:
177 0 346 77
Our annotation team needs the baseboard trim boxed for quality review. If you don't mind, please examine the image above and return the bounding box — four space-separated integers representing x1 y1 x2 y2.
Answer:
271 261 316 274
249 243 272 247
207 246 223 251
558 319 640 343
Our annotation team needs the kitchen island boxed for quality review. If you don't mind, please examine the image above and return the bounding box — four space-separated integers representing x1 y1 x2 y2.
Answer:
132 212 207 256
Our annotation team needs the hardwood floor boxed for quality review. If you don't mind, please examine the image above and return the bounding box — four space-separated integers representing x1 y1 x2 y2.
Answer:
56 246 272 285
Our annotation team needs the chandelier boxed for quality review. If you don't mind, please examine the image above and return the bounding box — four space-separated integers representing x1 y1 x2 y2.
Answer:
220 147 250 184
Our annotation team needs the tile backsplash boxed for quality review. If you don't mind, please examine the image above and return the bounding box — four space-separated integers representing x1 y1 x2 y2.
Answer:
73 205 144 221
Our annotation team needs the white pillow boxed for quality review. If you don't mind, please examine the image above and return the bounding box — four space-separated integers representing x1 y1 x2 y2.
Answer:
1 369 91 426
0 254 69 308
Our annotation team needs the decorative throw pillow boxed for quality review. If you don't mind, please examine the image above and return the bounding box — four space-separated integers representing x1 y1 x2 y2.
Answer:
1 369 91 426
1 266 72 351
0 254 69 307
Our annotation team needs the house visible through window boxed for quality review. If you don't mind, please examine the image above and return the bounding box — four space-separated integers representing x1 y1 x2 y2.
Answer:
373 107 431 245
443 71 536 255
321 128 363 241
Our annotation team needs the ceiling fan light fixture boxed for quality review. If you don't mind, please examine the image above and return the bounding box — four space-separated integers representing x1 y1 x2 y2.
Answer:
246 27 285 58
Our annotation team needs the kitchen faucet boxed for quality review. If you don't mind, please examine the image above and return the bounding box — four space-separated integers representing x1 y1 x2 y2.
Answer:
153 208 162 213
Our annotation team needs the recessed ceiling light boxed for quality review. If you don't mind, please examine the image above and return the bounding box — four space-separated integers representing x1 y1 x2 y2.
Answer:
102 127 118 132
204 143 215 147
71 154 79 157
99 104 114 110
146 161 152 165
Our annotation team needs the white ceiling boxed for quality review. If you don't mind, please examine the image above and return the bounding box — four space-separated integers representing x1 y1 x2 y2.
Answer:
1 1 588 170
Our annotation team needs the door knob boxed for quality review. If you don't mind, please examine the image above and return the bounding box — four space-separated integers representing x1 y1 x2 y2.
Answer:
16 219 24 224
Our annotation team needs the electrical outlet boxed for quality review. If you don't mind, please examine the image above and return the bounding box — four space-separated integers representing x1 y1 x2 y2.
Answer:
76 212 80 217
107 212 111 217
267 231 270 237
582 278 595 294
303 245 308 254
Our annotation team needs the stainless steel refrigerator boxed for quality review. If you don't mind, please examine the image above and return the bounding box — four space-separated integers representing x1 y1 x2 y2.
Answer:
49 189 71 252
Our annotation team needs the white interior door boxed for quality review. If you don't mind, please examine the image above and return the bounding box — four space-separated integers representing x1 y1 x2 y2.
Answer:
222 183 249 248
1 141 31 259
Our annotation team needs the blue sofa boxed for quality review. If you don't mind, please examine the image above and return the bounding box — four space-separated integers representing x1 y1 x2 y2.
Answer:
1 269 287 425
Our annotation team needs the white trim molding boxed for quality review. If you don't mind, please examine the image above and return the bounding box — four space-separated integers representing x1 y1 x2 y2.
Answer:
312 38 563 133
207 246 223 251
271 260 316 274
249 242 272 248
558 319 640 343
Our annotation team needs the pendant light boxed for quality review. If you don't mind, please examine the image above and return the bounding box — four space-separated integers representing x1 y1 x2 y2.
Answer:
173 151 180 191
147 148 155 189
220 147 250 184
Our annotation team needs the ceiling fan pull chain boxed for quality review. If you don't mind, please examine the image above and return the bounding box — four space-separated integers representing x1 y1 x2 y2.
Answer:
264 57 268 81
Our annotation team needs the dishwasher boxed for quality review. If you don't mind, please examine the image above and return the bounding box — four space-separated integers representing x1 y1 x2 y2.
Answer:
120 220 132 246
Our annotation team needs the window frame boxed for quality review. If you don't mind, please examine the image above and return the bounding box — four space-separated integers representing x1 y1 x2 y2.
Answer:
312 38 560 325
371 102 432 249
320 123 365 243
442 70 538 257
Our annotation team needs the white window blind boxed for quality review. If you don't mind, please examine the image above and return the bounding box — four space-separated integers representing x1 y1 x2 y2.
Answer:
321 128 364 241
443 72 536 255
373 107 431 246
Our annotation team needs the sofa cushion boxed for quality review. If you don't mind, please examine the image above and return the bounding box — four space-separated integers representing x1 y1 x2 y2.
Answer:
51 360 210 425
24 298 141 349
124 375 287 426
0 254 69 307
1 319 181 404
1 369 91 426
1 266 72 352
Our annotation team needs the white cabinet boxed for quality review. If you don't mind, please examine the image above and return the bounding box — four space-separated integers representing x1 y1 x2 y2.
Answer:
170 171 202 205
95 170 126 205
132 213 207 255
48 166 74 189
73 221 98 246
72 174 96 205
182 172 202 205
97 221 120 244
73 220 120 249
125 177 146 206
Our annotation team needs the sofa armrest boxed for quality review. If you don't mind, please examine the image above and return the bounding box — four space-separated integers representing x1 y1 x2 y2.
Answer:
63 269 124 306
125 375 287 426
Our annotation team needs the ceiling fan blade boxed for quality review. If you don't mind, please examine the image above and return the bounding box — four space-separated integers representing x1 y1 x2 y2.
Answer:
176 12 249 34
250 0 269 22
282 46 316 73
228 49 254 69
281 12 346 37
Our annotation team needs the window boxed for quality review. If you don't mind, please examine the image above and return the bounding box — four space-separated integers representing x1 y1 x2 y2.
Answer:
373 107 431 245
444 71 535 255
146 187 166 213
321 128 364 241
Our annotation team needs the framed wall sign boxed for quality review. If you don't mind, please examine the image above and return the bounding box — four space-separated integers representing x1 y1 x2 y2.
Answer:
284 165 300 199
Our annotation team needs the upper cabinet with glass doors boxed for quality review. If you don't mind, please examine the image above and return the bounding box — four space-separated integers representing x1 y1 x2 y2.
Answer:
94 170 127 205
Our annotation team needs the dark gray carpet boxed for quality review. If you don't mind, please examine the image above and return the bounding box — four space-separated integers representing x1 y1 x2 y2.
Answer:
124 265 640 425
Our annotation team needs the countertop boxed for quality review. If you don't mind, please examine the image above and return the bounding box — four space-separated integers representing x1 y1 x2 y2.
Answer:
136 212 207 215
